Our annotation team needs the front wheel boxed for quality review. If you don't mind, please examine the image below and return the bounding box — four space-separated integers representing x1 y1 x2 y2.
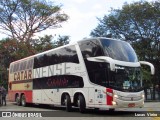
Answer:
109 108 115 112
78 95 86 113
64 94 72 112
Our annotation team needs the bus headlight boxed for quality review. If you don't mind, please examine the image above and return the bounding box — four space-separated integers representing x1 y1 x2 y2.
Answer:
112 101 117 105
142 94 145 99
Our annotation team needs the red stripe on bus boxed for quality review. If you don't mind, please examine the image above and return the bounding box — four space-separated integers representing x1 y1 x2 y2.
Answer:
106 88 113 105
8 90 33 103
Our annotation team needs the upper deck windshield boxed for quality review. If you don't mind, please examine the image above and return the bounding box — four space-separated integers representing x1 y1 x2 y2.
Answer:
100 39 138 62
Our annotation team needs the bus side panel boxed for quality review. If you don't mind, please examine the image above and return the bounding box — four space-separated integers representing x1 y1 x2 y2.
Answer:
8 90 33 103
24 90 33 103
32 90 42 104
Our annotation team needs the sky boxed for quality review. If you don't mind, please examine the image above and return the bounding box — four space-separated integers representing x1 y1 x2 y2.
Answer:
0 0 153 42
42 0 153 43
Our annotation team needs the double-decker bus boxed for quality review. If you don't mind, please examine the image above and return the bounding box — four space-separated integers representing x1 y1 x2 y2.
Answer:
8 37 154 113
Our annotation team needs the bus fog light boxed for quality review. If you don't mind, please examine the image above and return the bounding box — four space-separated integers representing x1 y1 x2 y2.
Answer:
112 101 117 105
114 95 118 98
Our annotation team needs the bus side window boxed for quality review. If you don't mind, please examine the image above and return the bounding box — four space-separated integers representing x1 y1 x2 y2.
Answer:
79 40 108 87
19 61 27 71
34 45 79 68
26 59 34 69
79 40 104 59
10 64 14 73
94 68 108 86
13 62 20 73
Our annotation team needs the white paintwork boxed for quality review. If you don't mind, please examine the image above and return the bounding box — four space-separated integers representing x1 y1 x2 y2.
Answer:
9 38 154 110
33 90 42 104
112 90 144 108
87 56 140 71
140 61 155 75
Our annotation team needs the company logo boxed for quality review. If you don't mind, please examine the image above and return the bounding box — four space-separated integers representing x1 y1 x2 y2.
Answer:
1 112 42 117
2 112 12 117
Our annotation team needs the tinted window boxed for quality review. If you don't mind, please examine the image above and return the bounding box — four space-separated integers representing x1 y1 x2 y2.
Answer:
10 58 34 73
34 45 79 68
26 59 34 69
13 63 19 72
19 61 27 71
78 40 104 59
10 64 14 73
33 75 84 89
100 39 138 62
109 66 142 92
85 61 109 87
79 39 108 87
34 54 48 68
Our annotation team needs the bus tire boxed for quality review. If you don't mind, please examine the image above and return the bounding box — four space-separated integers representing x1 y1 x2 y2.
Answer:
21 94 27 107
16 95 21 106
65 94 72 112
109 108 115 112
78 95 86 113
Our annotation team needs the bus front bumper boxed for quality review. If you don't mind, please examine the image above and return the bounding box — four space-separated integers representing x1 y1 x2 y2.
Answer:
111 98 144 108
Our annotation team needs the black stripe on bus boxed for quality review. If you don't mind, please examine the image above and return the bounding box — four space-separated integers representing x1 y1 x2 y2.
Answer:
33 75 84 89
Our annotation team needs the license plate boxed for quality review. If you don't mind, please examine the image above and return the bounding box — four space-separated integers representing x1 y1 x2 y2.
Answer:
128 103 135 107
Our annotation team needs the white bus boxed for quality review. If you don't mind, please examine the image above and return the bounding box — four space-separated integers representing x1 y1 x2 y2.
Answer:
8 37 154 113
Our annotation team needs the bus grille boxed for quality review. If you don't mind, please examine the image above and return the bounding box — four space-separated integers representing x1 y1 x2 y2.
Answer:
117 95 142 101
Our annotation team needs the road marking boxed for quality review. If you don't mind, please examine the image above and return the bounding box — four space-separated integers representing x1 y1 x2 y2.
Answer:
147 107 160 120
152 116 160 120
147 108 154 111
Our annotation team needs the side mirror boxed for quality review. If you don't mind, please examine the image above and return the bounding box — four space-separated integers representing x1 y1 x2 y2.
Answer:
139 61 155 75
87 56 115 71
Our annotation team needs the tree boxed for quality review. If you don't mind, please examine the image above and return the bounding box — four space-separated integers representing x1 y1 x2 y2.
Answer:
91 1 160 60
32 35 54 53
0 0 68 42
91 0 160 100
0 34 70 69
0 34 70 87
0 38 17 68
53 35 70 47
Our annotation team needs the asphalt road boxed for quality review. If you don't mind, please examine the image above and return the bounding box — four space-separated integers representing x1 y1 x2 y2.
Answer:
0 102 159 120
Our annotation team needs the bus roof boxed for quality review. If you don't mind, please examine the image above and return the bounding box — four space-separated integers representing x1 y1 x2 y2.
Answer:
10 37 123 65
10 41 77 65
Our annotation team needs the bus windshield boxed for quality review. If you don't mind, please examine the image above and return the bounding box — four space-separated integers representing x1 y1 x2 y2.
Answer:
109 66 142 92
100 39 138 62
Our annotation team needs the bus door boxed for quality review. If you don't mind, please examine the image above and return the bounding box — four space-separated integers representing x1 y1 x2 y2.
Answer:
94 86 103 105
93 68 108 106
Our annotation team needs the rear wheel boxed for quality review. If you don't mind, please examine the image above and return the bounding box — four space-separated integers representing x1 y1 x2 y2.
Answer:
21 95 27 107
109 108 115 112
64 94 72 112
16 95 21 106
78 95 86 113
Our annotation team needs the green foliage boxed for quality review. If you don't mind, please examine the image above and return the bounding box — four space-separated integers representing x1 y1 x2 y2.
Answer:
141 66 152 87
0 0 69 88
0 0 68 42
91 0 160 87
0 34 70 86
53 35 70 47
32 35 54 53
91 1 160 44
0 35 70 68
